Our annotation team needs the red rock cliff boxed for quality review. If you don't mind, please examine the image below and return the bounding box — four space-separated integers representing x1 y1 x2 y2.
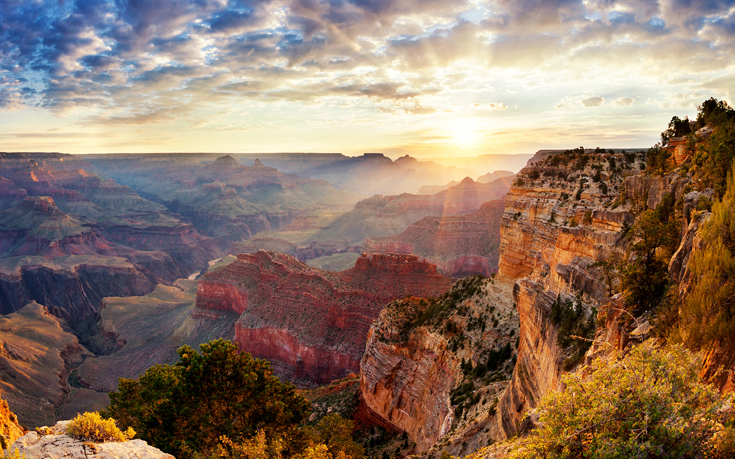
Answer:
493 150 693 438
196 251 453 386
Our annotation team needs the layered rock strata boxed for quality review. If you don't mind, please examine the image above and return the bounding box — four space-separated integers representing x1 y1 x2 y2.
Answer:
360 277 518 455
493 150 694 437
0 302 88 428
196 251 454 386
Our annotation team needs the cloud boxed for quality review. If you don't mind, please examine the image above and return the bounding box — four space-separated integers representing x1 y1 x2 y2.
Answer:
581 96 605 107
470 102 508 111
556 95 605 108
612 97 635 106
0 0 733 128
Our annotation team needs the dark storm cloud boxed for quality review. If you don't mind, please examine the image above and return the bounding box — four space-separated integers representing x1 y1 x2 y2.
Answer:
1 0 734 118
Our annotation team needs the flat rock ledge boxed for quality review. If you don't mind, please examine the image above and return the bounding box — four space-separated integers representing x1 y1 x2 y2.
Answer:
7 421 174 459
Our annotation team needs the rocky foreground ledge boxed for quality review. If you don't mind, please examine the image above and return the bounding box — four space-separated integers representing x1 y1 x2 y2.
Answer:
8 421 173 459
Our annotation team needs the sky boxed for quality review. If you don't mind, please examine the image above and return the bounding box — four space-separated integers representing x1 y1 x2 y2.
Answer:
1 0 734 158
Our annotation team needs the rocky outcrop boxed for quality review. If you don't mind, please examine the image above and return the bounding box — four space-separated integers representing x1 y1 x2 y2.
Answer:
9 421 173 459
196 251 454 386
364 200 506 277
493 150 646 438
360 276 518 455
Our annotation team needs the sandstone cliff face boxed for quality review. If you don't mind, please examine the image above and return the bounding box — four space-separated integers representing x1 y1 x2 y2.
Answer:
492 150 699 438
493 150 647 438
360 276 518 455
196 251 454 386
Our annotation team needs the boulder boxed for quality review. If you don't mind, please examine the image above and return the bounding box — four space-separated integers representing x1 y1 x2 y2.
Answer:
8 421 174 459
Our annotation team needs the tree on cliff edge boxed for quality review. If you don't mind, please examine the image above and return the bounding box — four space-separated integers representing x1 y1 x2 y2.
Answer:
105 339 310 458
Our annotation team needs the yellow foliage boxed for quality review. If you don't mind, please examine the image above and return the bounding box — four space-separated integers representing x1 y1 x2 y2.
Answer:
66 412 135 443
297 444 349 459
212 430 284 459
0 449 25 459
209 430 352 459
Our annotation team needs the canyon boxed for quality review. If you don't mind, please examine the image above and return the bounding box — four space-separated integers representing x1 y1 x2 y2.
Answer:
364 200 506 277
233 176 512 268
196 251 455 386
356 147 684 454
0 150 520 428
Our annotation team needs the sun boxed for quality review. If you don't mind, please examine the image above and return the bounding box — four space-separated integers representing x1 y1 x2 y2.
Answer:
450 119 481 148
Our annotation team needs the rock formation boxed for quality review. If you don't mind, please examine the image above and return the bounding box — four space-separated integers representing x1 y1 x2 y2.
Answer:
305 176 512 250
356 148 691 455
492 149 697 438
85 154 361 250
360 276 518 455
364 200 506 277
196 251 454 386
0 159 221 335
9 420 173 459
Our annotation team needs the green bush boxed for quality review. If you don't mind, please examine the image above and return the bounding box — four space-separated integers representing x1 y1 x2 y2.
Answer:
548 296 595 370
679 163 735 351
66 412 134 443
510 342 734 459
621 192 680 312
105 339 310 458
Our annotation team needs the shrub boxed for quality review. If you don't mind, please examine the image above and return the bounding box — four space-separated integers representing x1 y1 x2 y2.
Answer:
679 163 735 351
302 414 364 459
66 412 135 443
582 210 592 225
646 144 672 176
548 296 595 370
510 342 735 459
105 339 310 458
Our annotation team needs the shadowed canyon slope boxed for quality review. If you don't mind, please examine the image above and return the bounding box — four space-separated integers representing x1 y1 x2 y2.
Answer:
0 156 221 336
196 251 454 386
85 154 361 250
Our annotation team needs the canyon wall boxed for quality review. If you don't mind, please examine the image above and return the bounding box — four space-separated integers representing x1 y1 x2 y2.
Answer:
356 149 699 454
196 251 454 386
493 151 694 437
360 277 518 455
